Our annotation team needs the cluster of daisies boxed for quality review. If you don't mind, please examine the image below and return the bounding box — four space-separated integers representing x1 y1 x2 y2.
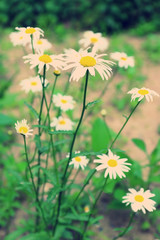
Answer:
12 27 158 215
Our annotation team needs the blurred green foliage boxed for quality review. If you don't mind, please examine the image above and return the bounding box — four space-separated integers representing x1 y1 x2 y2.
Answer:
142 34 160 63
1 0 160 34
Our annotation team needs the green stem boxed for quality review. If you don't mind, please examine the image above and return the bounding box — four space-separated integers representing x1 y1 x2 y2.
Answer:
84 67 117 122
112 212 135 240
73 170 96 206
41 75 58 132
109 101 141 149
72 101 141 206
37 64 46 201
81 177 108 239
63 73 70 94
23 135 48 231
52 70 90 236
30 35 35 54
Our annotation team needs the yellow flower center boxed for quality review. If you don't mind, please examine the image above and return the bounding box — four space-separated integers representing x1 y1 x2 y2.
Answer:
54 70 61 75
37 40 43 45
80 56 96 67
84 206 90 212
61 99 67 104
90 37 98 43
138 89 149 95
59 120 66 125
25 28 36 34
19 36 23 39
39 54 52 63
134 195 144 202
19 126 28 134
31 81 37 86
75 156 82 162
108 159 118 167
121 57 127 61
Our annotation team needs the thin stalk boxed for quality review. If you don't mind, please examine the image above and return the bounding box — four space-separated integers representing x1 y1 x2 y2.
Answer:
23 135 48 231
30 35 35 54
50 134 59 184
41 75 58 133
81 177 108 239
84 67 117 121
72 101 141 206
73 170 96 206
37 64 46 202
109 101 141 149
63 73 70 94
52 70 90 236
112 212 135 240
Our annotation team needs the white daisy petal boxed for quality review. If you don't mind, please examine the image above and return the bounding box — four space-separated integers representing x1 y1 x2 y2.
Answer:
64 48 114 82
94 149 131 179
128 87 159 102
15 119 33 137
122 188 156 214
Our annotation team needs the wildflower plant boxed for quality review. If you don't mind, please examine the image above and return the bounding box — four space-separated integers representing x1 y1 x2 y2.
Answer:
7 27 160 240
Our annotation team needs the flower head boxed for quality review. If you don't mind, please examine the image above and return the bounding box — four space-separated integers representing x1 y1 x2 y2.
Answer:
15 119 33 137
16 27 44 40
79 31 109 52
29 38 52 53
64 49 114 81
122 188 156 214
110 52 134 68
9 31 30 46
128 87 159 102
53 93 75 111
84 206 90 213
94 149 131 179
20 76 48 93
23 53 64 73
69 151 89 170
50 116 74 131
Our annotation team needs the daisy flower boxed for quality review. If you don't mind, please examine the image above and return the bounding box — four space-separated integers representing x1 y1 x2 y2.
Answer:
52 93 75 111
79 31 109 52
9 31 30 46
29 38 52 53
15 119 33 137
110 52 134 68
69 151 89 170
64 48 114 82
20 76 48 93
128 87 159 102
94 149 131 179
122 188 156 214
50 116 74 131
84 206 90 213
23 53 65 73
15 27 44 40
53 69 61 76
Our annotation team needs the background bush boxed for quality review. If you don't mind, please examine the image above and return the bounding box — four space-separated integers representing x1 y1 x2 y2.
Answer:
1 0 160 34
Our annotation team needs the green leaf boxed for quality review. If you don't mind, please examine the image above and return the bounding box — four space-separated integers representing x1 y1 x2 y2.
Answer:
24 101 39 119
86 99 101 109
113 188 126 201
0 113 14 125
91 118 111 151
141 221 151 230
4 228 26 240
150 139 160 164
132 138 147 152
32 124 48 129
19 232 50 240
48 130 74 135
